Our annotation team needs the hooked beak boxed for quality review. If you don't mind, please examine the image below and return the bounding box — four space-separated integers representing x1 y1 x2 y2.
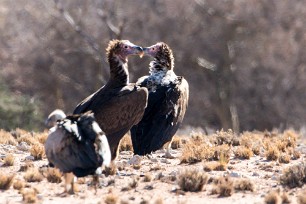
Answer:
134 46 144 58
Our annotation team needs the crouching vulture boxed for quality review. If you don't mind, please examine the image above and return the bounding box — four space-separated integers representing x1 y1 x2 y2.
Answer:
73 40 148 160
45 109 66 128
131 42 189 158
45 111 111 194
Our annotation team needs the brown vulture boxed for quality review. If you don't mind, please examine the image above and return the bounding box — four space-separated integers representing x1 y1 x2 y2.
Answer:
45 109 66 128
45 111 111 194
130 42 189 158
73 40 148 160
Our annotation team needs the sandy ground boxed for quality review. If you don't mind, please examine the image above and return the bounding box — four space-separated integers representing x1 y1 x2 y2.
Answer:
1 130 306 204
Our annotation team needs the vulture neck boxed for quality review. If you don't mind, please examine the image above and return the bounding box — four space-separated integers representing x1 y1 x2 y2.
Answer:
107 55 129 87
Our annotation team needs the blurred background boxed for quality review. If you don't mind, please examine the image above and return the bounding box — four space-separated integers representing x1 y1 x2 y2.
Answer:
0 0 306 132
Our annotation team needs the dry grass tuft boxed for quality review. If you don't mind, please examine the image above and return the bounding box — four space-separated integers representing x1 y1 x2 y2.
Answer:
37 131 48 144
121 178 139 191
211 176 234 197
0 129 17 145
264 190 281 204
143 173 153 182
3 153 14 166
104 162 117 176
17 135 37 146
211 129 235 145
180 137 213 164
265 145 280 161
154 198 164 204
19 161 34 172
234 178 255 192
234 146 253 159
30 143 45 160
22 188 38 204
212 144 231 162
280 163 306 188
119 134 133 152
171 136 182 149
13 179 25 191
279 153 290 164
105 193 119 204
292 150 301 160
178 169 208 192
0 173 14 190
203 161 227 172
45 168 62 183
24 168 43 182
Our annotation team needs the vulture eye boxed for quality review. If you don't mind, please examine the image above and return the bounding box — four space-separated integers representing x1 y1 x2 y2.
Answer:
124 45 128 49
152 48 155 51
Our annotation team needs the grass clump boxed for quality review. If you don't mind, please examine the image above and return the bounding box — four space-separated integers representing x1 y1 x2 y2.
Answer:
180 137 213 164
264 189 290 204
143 173 153 182
279 153 290 164
30 143 45 160
104 162 117 176
22 188 38 204
13 179 25 191
46 168 62 183
104 193 119 204
177 169 208 192
0 129 17 145
0 173 14 190
24 168 43 182
3 154 14 166
203 161 227 172
234 146 253 159
280 163 306 188
211 176 234 197
171 136 182 149
265 145 280 161
234 178 255 192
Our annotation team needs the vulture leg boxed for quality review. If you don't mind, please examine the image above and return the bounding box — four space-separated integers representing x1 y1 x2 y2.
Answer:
64 172 76 194
163 139 175 159
92 174 99 194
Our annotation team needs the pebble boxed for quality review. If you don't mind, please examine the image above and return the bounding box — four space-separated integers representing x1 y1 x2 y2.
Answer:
25 155 35 161
128 155 142 165
17 142 30 151
229 171 241 178
150 158 158 163
161 159 170 164
252 172 260 177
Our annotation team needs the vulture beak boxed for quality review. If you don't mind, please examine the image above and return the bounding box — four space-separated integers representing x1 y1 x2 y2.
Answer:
135 46 144 58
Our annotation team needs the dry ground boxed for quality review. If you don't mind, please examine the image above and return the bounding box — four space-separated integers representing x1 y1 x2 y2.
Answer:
1 128 306 204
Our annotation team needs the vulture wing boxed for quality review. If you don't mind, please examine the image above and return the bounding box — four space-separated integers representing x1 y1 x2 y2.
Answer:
73 85 148 159
131 77 189 155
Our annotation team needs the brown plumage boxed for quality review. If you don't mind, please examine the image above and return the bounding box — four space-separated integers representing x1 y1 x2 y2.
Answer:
45 111 111 193
131 42 189 157
73 40 148 160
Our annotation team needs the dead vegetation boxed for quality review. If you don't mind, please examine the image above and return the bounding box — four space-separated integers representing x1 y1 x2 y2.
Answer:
211 176 234 197
30 143 45 160
264 189 290 204
3 153 15 166
45 167 62 183
234 178 255 192
0 129 17 145
22 188 38 204
177 168 208 192
0 173 15 190
234 146 253 159
24 168 43 182
280 163 306 188
13 179 25 191
104 193 119 204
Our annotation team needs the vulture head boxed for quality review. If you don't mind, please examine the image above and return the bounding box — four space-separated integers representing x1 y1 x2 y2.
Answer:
106 40 143 63
143 42 174 70
45 109 66 128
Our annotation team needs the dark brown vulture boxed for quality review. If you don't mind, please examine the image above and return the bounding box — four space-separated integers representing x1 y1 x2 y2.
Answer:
130 42 189 158
45 109 66 128
73 40 148 160
45 111 111 194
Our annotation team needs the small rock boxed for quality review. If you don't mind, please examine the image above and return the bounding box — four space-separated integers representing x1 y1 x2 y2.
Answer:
150 158 158 163
229 171 241 178
17 142 30 151
252 172 260 177
128 155 142 165
161 159 170 164
25 155 35 161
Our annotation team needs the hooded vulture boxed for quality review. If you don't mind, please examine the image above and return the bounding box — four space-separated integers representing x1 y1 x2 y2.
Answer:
73 40 148 160
130 42 189 158
45 109 66 128
45 111 111 194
